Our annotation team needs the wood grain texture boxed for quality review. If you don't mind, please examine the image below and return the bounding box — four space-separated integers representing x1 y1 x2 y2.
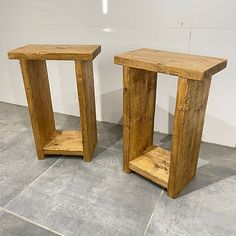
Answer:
129 145 170 188
8 44 101 61
123 66 157 173
115 48 227 80
20 60 56 160
168 77 212 198
75 61 97 162
43 130 83 156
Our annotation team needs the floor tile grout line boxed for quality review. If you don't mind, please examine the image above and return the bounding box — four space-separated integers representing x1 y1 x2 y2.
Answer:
98 145 236 169
97 144 122 153
0 120 10 126
142 190 163 236
197 170 225 179
198 169 236 182
1 102 236 151
227 177 236 182
3 208 64 236
4 158 62 208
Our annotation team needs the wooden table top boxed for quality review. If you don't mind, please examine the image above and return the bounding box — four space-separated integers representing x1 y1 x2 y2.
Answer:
8 44 101 61
114 48 227 80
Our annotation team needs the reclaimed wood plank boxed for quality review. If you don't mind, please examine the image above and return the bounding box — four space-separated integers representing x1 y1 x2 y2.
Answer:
8 44 101 61
75 61 97 162
168 77 212 198
43 130 83 156
129 145 170 188
115 48 227 80
20 60 56 160
123 66 157 172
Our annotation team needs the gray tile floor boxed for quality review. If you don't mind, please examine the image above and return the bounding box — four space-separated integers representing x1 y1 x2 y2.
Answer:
0 101 235 236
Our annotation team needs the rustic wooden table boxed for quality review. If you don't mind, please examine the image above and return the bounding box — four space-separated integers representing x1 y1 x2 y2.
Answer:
8 44 101 162
115 48 227 198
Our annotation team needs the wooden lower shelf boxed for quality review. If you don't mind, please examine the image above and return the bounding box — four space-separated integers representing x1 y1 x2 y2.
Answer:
43 130 83 156
129 145 170 188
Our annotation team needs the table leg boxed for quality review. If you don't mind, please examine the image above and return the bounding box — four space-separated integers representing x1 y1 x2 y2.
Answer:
75 61 97 162
168 76 211 198
123 66 157 173
20 60 56 160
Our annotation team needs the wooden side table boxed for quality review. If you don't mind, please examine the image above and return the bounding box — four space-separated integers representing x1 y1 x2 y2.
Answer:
114 48 227 198
8 44 101 162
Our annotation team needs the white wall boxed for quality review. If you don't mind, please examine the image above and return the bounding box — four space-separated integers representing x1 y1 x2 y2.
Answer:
0 0 235 147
